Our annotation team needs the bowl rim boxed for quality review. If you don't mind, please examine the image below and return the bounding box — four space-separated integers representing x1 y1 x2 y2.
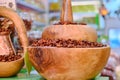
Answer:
27 45 110 49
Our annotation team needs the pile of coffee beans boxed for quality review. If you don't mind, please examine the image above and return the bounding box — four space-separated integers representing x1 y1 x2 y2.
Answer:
0 54 22 62
32 39 106 48
54 21 87 25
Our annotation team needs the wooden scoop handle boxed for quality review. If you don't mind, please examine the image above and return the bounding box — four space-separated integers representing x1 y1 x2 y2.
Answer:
60 0 73 22
0 7 29 53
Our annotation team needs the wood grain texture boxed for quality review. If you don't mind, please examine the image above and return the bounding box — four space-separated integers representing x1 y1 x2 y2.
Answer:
60 0 73 22
29 47 110 80
42 25 97 42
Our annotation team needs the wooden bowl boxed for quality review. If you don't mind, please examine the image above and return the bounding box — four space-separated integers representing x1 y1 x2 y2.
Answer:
28 46 110 80
0 57 24 77
0 7 28 77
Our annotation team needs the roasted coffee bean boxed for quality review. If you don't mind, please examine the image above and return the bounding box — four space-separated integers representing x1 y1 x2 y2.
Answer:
31 39 107 48
0 54 22 62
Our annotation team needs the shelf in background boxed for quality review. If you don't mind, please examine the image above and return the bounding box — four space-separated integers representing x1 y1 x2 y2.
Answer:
16 0 45 13
49 12 60 18
33 21 45 27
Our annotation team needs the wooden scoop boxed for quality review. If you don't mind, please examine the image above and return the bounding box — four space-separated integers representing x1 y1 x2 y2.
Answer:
42 0 98 42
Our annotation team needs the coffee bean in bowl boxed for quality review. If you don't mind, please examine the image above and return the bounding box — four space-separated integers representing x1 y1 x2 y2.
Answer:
0 54 22 62
31 39 107 48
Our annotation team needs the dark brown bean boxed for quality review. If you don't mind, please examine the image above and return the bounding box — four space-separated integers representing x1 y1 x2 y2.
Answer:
31 39 107 48
0 54 22 62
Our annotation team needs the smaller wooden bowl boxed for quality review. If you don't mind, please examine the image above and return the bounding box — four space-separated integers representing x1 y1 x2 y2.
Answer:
0 7 28 77
0 57 24 77
28 46 110 80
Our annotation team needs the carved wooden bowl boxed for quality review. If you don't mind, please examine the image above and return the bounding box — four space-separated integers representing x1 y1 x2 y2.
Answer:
28 46 110 80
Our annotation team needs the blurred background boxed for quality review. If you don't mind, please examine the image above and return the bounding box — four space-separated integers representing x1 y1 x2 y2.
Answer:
13 0 120 54
1 0 120 79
